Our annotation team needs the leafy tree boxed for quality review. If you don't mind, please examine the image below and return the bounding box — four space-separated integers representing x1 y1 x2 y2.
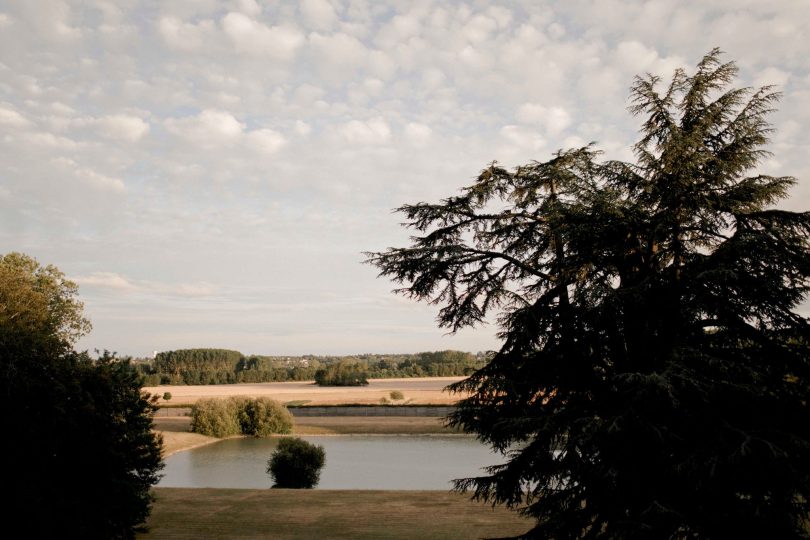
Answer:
267 437 326 489
0 252 163 539
367 50 810 538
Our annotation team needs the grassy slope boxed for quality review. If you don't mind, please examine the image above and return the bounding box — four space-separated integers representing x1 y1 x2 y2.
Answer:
140 488 531 540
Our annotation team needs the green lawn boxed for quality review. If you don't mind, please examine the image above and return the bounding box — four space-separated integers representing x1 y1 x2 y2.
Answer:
140 488 532 539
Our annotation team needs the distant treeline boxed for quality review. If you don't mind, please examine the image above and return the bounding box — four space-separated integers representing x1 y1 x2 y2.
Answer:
135 348 488 386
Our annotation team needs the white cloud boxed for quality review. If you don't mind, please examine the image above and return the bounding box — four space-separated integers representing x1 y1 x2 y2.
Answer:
78 168 126 193
94 115 150 142
0 104 31 127
246 128 286 154
404 122 432 146
158 17 217 52
292 84 326 106
309 31 368 74
754 67 790 89
462 14 497 43
375 14 420 49
74 272 216 297
516 104 571 135
53 157 126 193
222 12 304 60
340 117 391 145
165 109 285 155
300 0 338 30
295 120 312 136
165 109 244 146
615 41 660 73
74 272 138 291
500 125 545 151
24 131 79 149
231 0 262 17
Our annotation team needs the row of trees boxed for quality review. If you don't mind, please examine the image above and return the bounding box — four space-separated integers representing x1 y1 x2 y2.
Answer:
137 348 486 386
0 252 163 539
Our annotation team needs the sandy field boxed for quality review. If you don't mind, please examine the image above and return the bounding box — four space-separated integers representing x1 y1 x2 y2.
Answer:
145 376 467 406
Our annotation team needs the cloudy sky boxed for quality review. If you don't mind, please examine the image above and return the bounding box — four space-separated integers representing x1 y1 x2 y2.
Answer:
1 1 808 357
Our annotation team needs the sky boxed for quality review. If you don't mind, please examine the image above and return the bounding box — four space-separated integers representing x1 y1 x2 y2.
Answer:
1 1 809 357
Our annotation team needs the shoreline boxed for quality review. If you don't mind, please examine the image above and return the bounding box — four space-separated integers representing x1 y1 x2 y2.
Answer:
157 414 466 456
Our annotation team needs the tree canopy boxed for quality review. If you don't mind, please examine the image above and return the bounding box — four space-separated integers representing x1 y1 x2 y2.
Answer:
368 49 810 538
0 252 163 539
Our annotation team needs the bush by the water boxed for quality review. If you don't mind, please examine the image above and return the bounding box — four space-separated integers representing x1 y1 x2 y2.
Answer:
190 398 241 437
267 437 326 488
191 397 292 437
234 396 293 436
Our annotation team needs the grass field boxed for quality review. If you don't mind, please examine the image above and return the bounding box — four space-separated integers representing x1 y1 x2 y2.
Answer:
145 376 466 406
139 488 531 539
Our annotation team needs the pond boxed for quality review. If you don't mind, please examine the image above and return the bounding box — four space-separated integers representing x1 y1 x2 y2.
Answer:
159 435 502 490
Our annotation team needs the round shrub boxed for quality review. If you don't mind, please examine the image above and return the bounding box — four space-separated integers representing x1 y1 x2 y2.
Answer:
190 398 240 437
389 390 404 400
162 391 172 401
267 438 326 489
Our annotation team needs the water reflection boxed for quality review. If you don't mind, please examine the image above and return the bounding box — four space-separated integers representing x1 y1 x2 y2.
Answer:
160 435 500 490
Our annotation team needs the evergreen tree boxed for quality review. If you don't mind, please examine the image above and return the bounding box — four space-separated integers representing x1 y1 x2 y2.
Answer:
368 50 810 538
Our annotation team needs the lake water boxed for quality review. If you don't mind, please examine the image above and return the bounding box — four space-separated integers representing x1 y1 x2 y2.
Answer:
159 435 501 490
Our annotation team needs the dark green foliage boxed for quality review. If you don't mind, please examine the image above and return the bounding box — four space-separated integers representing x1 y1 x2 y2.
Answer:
0 253 163 539
314 360 369 386
367 50 810 538
162 391 172 401
267 438 326 489
191 397 292 438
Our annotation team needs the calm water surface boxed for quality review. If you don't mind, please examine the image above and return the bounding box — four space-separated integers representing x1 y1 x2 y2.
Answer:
160 435 500 490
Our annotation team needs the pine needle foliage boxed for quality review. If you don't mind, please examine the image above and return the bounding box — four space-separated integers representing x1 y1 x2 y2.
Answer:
367 50 810 539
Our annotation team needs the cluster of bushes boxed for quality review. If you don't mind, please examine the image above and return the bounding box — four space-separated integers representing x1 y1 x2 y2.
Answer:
136 348 489 386
191 397 292 437
314 361 369 386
